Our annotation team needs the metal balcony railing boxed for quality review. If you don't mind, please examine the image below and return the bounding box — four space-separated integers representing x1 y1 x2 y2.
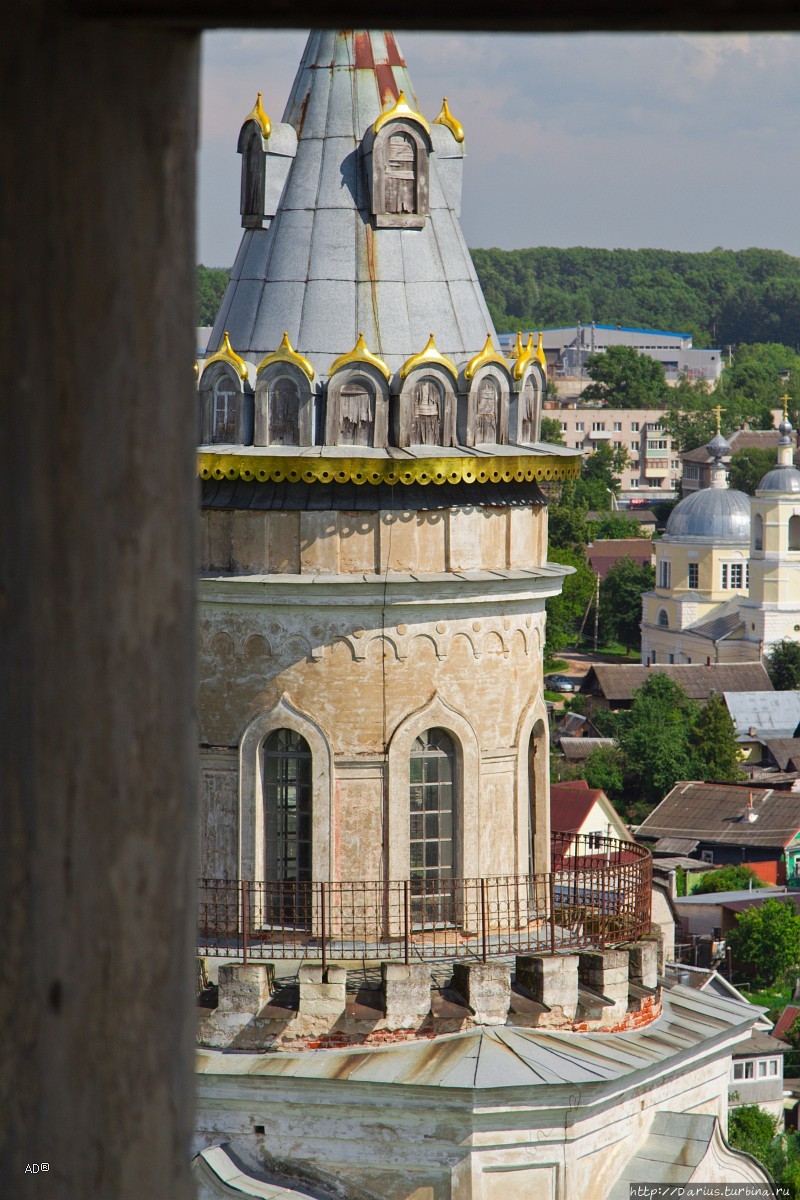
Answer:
198 833 651 967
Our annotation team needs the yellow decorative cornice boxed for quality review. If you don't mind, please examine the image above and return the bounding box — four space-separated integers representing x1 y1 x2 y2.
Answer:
512 334 536 381
198 451 581 488
464 334 509 382
203 332 249 381
242 91 271 139
535 331 547 370
256 332 314 382
329 333 391 382
373 89 431 137
433 97 464 143
400 333 457 382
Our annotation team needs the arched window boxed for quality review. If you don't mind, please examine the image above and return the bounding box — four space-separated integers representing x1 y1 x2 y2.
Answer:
263 729 312 926
410 728 455 924
657 608 669 628
520 376 536 443
410 376 443 445
268 374 300 445
338 379 374 446
474 376 499 444
754 513 764 551
790 515 800 551
212 372 238 442
385 132 417 214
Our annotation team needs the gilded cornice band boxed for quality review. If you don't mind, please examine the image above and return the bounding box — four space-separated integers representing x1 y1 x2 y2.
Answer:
198 451 580 487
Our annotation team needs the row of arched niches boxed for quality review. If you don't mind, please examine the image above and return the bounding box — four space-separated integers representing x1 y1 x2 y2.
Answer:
197 332 546 450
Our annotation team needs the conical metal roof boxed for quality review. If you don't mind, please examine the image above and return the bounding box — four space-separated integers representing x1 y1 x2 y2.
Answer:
209 30 497 377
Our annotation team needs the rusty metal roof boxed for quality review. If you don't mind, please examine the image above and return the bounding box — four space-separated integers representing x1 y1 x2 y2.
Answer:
208 30 498 378
636 781 800 848
196 985 759 1092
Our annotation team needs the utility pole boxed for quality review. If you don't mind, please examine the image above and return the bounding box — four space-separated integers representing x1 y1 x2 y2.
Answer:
593 572 600 652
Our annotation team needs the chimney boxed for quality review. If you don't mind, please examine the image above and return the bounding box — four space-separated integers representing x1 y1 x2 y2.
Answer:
745 791 758 823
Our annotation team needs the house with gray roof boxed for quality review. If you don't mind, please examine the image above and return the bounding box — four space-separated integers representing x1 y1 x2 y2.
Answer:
578 661 772 715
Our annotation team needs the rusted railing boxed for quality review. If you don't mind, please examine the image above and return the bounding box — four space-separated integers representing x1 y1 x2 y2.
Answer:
198 833 651 965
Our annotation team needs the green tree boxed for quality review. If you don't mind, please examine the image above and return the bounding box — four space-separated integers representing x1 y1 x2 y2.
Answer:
692 864 764 894
729 1105 800 1193
581 345 670 409
617 674 698 805
547 480 590 552
727 898 800 989
661 376 719 453
719 342 800 430
544 548 595 656
598 557 655 653
540 416 565 445
767 639 800 690
729 446 779 495
196 264 229 325
587 514 641 540
689 692 744 782
583 745 625 803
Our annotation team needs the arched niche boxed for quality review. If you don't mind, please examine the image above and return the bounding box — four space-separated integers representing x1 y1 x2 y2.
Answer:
514 696 551 877
238 696 333 884
237 119 268 229
386 694 480 884
198 361 253 445
396 366 456 449
324 365 389 448
753 512 764 552
254 362 315 447
510 363 545 444
366 118 431 230
463 364 511 447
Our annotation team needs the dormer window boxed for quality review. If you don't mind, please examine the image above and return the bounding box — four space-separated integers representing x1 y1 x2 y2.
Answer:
368 92 431 230
237 93 271 229
212 373 238 442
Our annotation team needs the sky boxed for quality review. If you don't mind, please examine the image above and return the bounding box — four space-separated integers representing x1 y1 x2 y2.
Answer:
198 30 800 267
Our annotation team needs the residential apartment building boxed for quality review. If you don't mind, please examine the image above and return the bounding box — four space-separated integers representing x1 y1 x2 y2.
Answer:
549 405 681 500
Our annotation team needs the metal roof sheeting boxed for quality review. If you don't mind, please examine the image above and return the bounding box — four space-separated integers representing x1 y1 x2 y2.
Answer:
724 690 800 740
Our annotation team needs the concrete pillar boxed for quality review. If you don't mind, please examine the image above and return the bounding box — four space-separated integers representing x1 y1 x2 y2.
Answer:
0 8 199 1197
627 940 659 990
381 962 432 1028
297 965 347 1018
452 962 510 1024
217 964 275 1013
516 954 579 1021
579 950 629 1017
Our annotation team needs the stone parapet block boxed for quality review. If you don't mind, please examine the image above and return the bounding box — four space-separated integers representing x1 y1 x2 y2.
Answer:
217 964 274 1014
578 950 629 1019
381 962 432 1029
298 964 347 1018
452 962 510 1025
628 939 659 989
516 954 578 1020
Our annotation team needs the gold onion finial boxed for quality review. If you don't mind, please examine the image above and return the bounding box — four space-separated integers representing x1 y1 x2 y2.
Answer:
512 333 536 381
434 97 464 143
203 331 249 380
373 89 431 136
256 332 314 381
400 333 458 381
465 333 508 382
536 331 547 370
244 91 271 138
329 333 391 382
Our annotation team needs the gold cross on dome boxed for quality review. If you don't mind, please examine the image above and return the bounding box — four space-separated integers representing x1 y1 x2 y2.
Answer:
712 404 724 434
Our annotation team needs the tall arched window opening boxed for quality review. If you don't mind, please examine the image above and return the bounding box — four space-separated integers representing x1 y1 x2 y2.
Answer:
410 728 455 924
754 513 764 551
790 515 800 551
263 729 312 923
657 608 669 628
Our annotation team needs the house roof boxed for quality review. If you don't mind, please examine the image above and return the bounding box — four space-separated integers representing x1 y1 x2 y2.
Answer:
773 1005 800 1040
635 781 800 848
580 663 773 703
725 690 800 740
682 429 798 465
586 539 654 580
552 711 602 741
653 836 700 854
550 781 603 832
765 739 800 771
684 597 745 643
558 737 616 761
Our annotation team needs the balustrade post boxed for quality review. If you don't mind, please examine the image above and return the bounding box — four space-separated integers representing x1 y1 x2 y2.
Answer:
320 881 327 972
241 879 249 966
548 873 556 954
480 878 488 963
403 879 410 965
